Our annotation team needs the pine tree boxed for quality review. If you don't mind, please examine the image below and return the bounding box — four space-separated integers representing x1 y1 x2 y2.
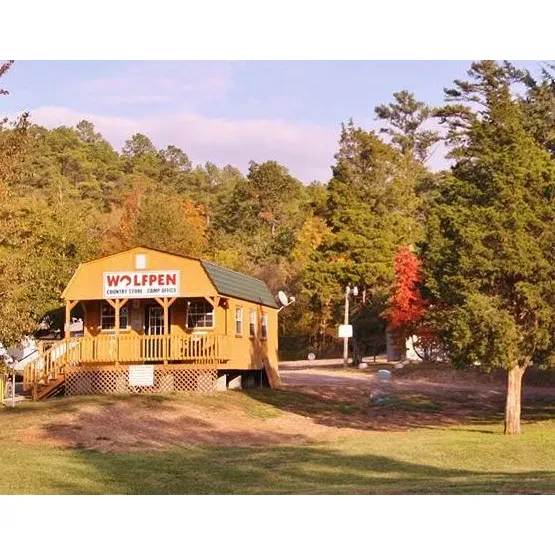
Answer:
424 60 555 434
375 90 440 162
0 60 14 97
299 121 422 358
325 120 421 294
518 63 555 157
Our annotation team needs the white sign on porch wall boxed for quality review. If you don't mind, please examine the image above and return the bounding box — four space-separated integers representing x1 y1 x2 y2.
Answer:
103 270 180 298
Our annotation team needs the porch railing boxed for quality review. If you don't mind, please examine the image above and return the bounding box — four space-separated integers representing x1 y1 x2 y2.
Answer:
22 333 230 393
76 333 229 364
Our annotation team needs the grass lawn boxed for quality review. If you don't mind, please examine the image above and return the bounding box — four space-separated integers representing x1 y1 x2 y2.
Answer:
1 384 554 494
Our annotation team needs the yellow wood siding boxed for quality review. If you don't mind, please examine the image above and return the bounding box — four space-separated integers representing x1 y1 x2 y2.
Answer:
62 247 217 300
62 247 279 377
226 299 278 371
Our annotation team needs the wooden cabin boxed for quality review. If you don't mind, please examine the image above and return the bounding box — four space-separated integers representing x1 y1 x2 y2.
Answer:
23 247 281 400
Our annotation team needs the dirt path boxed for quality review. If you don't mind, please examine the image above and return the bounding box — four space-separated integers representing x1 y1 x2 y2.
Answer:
281 368 377 387
281 366 555 399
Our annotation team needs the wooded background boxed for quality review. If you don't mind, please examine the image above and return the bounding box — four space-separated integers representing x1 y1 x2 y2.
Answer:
2 61 555 380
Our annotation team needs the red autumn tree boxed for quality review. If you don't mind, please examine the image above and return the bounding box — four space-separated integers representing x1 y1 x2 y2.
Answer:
385 246 427 341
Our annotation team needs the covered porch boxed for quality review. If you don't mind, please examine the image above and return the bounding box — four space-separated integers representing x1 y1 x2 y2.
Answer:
64 294 229 364
22 294 230 396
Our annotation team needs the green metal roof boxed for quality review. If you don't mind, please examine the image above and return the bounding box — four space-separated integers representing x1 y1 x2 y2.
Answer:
201 261 279 309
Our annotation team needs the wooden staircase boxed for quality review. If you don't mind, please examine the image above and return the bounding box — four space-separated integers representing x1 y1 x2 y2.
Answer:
32 376 66 400
22 340 79 401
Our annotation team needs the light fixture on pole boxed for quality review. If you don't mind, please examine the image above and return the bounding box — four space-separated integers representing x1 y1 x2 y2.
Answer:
339 285 358 367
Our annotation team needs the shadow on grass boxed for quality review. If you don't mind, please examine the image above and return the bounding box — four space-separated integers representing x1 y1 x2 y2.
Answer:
450 429 498 435
244 384 555 432
242 387 476 431
28 443 555 495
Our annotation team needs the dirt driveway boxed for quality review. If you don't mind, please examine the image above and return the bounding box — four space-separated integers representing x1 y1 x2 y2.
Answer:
281 367 377 387
279 366 555 429
280 365 555 398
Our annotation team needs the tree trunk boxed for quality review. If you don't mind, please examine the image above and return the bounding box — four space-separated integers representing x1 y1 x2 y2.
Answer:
504 364 526 435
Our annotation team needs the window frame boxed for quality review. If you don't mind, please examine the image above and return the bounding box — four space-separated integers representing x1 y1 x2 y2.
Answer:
235 306 243 336
120 305 129 330
135 253 147 269
249 309 257 338
100 301 128 331
261 312 268 340
186 299 215 330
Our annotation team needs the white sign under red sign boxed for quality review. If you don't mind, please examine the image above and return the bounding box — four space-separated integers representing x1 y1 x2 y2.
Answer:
103 271 180 298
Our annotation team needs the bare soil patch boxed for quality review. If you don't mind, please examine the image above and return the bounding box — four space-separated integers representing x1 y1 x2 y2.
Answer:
19 394 341 453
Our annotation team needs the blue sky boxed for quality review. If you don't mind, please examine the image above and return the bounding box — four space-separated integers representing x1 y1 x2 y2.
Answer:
1 60 545 183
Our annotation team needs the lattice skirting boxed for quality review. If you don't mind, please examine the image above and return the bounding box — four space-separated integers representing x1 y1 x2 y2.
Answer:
64 366 218 396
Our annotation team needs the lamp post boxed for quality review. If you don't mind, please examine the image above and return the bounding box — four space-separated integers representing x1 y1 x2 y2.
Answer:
342 285 358 367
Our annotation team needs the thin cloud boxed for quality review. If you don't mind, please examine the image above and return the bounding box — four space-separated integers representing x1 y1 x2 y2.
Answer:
90 94 175 105
29 105 338 183
83 68 232 106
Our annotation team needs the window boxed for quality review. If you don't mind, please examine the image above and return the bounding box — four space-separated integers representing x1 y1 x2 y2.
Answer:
135 253 146 269
249 310 257 337
100 302 128 330
235 307 243 335
146 305 164 335
120 305 128 329
187 300 214 329
100 302 114 330
261 313 268 339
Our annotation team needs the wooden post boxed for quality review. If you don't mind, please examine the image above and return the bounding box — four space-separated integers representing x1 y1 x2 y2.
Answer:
114 299 120 365
343 289 349 368
107 298 127 365
64 300 78 341
162 299 168 363
166 297 176 361
153 298 166 363
64 300 79 367
65 301 71 341
154 297 176 363
118 298 128 363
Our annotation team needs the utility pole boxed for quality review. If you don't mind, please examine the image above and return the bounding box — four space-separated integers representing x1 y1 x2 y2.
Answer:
342 286 358 368
343 287 350 367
